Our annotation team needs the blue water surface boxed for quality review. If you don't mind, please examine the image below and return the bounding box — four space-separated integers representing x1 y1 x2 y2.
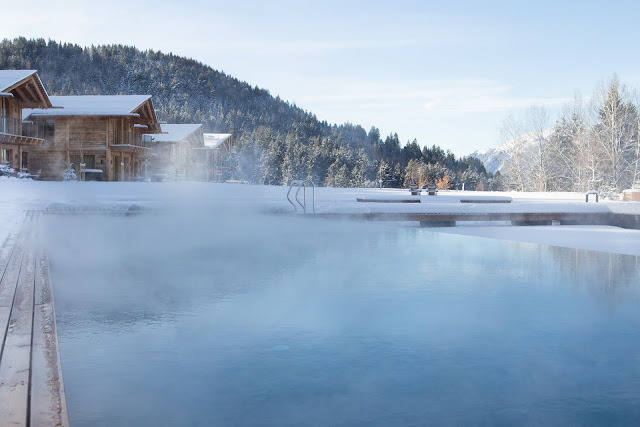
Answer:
45 213 640 426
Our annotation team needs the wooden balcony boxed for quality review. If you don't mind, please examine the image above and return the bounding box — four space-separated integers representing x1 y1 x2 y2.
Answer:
0 116 44 146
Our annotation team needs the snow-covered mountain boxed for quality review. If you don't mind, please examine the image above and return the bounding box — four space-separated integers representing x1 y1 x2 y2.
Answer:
469 129 553 174
469 146 508 174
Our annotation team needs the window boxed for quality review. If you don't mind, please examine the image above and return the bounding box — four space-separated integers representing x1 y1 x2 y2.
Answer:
71 155 96 170
1 149 12 165
83 155 96 169
70 155 81 170
38 119 55 144
1 98 8 134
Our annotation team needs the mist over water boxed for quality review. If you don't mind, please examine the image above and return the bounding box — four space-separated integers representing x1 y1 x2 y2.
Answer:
43 205 640 426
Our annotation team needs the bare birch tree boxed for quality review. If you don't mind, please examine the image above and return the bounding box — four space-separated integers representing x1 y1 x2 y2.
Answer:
526 105 551 191
633 92 640 188
499 113 528 191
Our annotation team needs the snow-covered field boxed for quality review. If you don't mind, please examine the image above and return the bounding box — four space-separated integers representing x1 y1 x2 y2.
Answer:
1 178 640 256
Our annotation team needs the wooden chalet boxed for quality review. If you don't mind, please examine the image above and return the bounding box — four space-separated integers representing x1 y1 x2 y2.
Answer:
23 95 161 181
145 123 204 180
196 133 233 182
0 70 52 172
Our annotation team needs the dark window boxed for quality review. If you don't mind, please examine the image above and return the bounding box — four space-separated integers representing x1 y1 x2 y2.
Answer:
1 149 12 165
70 155 81 169
83 155 96 169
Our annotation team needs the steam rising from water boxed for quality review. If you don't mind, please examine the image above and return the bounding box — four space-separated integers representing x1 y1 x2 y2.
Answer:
42 202 640 426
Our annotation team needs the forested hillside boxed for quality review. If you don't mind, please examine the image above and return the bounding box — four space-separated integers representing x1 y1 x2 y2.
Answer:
0 37 494 188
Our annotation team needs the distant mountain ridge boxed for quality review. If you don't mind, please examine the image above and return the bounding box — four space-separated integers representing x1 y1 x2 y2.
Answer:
469 129 553 174
469 146 507 175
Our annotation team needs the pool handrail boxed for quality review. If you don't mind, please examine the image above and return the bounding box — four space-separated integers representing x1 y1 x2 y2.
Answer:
287 180 315 213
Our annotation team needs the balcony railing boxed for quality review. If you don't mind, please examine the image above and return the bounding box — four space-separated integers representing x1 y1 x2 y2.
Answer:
21 121 37 138
0 116 19 135
110 131 153 148
21 120 53 143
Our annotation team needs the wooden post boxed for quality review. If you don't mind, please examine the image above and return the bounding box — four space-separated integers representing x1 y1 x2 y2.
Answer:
65 119 70 165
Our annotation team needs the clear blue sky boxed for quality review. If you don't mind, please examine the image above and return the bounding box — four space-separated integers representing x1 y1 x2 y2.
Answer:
4 0 640 155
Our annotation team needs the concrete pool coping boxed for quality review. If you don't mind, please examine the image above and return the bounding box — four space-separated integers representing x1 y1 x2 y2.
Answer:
0 211 69 427
312 211 640 229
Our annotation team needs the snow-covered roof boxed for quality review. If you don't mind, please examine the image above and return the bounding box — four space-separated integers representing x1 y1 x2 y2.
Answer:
203 133 232 148
147 123 203 143
0 70 38 93
0 70 52 108
23 95 152 118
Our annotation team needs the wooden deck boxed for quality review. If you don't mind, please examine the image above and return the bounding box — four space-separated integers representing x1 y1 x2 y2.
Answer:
459 199 512 204
315 212 640 229
0 212 69 427
356 198 420 203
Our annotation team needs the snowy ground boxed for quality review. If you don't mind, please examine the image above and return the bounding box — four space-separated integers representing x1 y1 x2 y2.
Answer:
1 178 640 256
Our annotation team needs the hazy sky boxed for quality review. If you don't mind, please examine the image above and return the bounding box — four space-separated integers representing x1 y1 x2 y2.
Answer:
4 0 640 155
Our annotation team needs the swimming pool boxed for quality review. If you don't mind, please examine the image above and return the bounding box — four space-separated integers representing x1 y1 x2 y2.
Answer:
44 211 640 425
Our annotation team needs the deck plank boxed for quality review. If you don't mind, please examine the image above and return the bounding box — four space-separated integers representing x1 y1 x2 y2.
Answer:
0 305 10 356
0 224 36 426
356 198 420 203
31 247 69 427
0 236 25 309
0 242 35 425
0 230 19 284
0 212 31 308
34 247 51 307
0 215 29 373
317 211 614 225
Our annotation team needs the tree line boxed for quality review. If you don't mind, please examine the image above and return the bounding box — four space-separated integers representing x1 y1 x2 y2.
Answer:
499 75 640 196
0 37 495 189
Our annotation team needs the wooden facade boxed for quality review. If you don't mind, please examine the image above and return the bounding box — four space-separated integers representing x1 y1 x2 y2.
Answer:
198 133 233 182
2 69 233 182
145 124 205 181
0 71 52 173
23 96 161 181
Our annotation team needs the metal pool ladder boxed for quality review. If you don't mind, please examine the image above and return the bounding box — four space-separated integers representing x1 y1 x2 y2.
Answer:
287 180 315 213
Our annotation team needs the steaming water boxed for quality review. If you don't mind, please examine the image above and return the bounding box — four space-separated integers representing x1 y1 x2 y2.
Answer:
44 212 640 426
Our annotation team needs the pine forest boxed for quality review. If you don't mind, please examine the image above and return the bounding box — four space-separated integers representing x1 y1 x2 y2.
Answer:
0 37 494 189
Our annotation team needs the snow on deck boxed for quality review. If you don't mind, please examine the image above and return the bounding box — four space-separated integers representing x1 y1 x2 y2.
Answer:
437 224 640 257
0 212 69 426
0 178 639 256
315 189 612 215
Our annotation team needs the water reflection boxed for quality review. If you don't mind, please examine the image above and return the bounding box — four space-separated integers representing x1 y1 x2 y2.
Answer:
415 230 640 301
547 246 640 297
